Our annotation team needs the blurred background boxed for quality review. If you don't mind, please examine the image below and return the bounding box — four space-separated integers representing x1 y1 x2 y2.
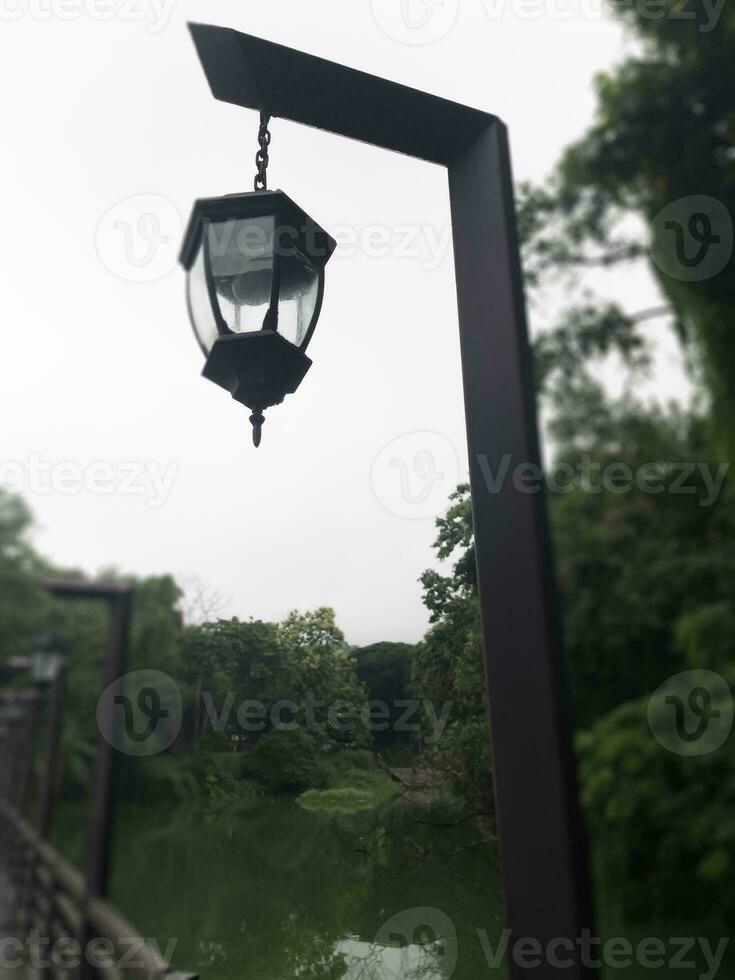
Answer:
0 0 733 977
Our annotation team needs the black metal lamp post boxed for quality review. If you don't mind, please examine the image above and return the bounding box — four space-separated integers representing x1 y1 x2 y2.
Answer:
183 25 595 978
31 633 66 687
7 635 67 835
0 710 26 805
180 118 336 447
0 691 38 814
40 579 132 908
31 634 67 840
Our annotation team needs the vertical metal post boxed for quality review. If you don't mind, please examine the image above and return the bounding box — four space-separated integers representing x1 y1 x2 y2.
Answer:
41 579 133 980
80 589 131 980
449 121 592 972
0 723 14 804
37 667 66 841
4 720 24 812
0 727 8 803
16 709 36 816
85 590 131 900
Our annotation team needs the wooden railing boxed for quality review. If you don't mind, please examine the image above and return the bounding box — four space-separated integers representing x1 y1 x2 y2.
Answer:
0 802 196 980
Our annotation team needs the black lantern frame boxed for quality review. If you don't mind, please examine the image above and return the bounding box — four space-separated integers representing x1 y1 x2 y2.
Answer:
180 190 336 445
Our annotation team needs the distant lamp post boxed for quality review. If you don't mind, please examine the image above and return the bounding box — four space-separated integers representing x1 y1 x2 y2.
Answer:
31 633 66 686
180 114 336 447
0 690 37 811
32 633 67 839
0 702 29 722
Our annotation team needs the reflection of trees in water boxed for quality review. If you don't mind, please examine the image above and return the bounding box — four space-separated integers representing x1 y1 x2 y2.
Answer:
106 799 372 980
338 936 446 980
52 797 504 980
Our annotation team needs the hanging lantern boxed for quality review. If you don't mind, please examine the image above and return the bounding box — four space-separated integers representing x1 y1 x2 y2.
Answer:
180 114 336 446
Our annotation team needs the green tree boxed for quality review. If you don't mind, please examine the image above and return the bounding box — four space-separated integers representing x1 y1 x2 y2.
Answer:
181 616 297 751
277 608 370 750
412 486 492 805
551 391 735 727
354 641 416 750
0 490 46 671
180 608 369 774
522 0 735 451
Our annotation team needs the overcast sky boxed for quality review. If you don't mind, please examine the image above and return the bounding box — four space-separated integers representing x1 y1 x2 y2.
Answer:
0 0 683 645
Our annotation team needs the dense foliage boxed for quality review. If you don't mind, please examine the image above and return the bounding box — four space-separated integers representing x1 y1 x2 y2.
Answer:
353 641 415 752
578 666 735 925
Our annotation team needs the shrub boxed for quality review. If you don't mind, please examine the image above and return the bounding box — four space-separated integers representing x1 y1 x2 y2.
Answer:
330 749 375 773
297 773 397 812
676 603 735 672
117 756 198 803
242 729 329 793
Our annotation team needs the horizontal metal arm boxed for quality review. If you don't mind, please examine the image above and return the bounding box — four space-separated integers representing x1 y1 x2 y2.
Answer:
188 23 493 166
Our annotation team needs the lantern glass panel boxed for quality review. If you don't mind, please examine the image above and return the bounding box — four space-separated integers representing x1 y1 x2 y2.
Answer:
277 251 320 348
32 651 63 685
186 245 219 355
209 216 275 335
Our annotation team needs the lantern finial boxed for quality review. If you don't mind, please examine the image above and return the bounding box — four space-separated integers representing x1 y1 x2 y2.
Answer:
250 408 265 447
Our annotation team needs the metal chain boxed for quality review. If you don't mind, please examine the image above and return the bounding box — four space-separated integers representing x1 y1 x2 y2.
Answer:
254 111 272 191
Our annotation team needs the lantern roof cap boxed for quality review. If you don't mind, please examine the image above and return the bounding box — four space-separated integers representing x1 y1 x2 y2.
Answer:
180 189 336 271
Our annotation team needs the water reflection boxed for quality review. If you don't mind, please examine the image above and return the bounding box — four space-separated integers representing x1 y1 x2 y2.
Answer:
337 937 445 980
52 796 505 980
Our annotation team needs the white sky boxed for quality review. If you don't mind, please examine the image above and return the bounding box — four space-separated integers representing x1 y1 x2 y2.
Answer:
0 0 682 645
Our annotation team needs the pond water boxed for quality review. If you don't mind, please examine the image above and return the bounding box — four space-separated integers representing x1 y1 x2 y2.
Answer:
51 796 735 980
53 795 508 980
